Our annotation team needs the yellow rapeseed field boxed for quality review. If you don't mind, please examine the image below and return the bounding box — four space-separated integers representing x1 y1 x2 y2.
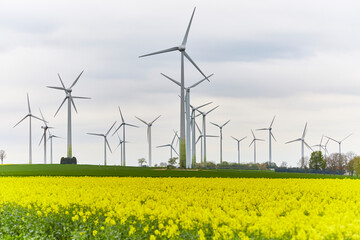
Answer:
0 177 359 239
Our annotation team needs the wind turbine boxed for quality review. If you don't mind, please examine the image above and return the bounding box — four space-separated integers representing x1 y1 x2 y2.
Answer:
285 122 313 167
210 120 231 164
114 132 127 166
47 71 90 159
249 130 264 163
140 7 210 168
112 107 138 166
13 93 44 164
190 102 212 167
196 105 219 166
325 133 353 155
87 121 117 166
312 135 324 152
256 116 276 164
48 131 60 164
157 143 179 161
135 115 161 167
161 73 213 168
195 122 218 165
231 136 247 164
39 109 53 164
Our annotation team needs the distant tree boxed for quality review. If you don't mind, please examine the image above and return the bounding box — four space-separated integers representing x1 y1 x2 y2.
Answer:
353 156 360 177
168 157 178 167
337 154 347 175
280 161 288 168
347 158 355 176
259 163 267 170
309 151 325 174
327 154 338 175
138 158 146 167
0 150 6 164
159 162 167 167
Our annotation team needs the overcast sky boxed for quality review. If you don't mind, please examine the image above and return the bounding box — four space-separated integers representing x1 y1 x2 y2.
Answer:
1 0 360 167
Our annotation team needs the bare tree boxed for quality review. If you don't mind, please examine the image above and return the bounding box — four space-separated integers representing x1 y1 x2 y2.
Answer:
280 161 288 168
0 150 6 164
327 154 338 175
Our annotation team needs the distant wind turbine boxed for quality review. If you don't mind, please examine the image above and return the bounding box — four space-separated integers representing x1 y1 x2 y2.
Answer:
112 107 138 166
231 136 247 164
161 73 212 168
285 122 313 167
48 131 60 164
39 109 53 164
325 133 353 155
196 105 219 166
87 121 117 166
211 120 231 164
312 135 324 152
114 132 127 165
13 93 44 164
135 115 161 167
195 122 218 164
257 116 276 164
157 143 179 161
47 71 90 159
140 7 210 168
249 130 264 163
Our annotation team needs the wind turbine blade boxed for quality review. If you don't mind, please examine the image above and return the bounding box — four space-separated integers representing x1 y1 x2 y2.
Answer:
251 130 256 138
157 144 170 148
87 133 104 137
125 123 139 128
205 105 219 115
39 108 45 122
112 124 123 136
304 141 313 151
151 115 161 125
118 106 125 122
31 115 46 123
271 132 276 142
195 121 202 134
210 122 220 128
302 122 308 139
231 136 239 142
39 133 45 146
139 46 179 58
270 115 276 128
325 136 339 144
161 73 181 87
188 73 214 89
54 97 67 117
240 136 247 142
205 135 219 138
171 132 177 145
194 102 212 110
171 145 179 156
249 139 255 147
341 133 353 142
72 96 91 99
196 135 202 144
135 116 149 125
57 74 66 88
106 138 112 153
256 139 265 142
183 51 209 81
222 120 231 127
106 121 117 136
13 115 29 128
70 70 84 89
47 86 66 91
285 138 302 144
182 7 196 46
27 93 31 114
256 128 268 131
320 135 324 145
71 97 78 113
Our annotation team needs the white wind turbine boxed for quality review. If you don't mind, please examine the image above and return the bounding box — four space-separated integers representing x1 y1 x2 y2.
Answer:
312 135 325 152
195 122 218 165
190 102 212 167
210 120 231 164
140 7 210 168
48 131 60 164
161 73 213 168
47 71 90 159
112 107 138 166
87 121 117 166
256 116 276 164
231 136 247 164
39 109 53 164
249 130 264 163
13 93 44 164
285 123 313 167
196 105 219 166
135 115 161 167
114 132 127 165
325 133 353 155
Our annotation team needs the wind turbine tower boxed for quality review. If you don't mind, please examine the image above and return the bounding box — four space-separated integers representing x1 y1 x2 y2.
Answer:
249 130 264 163
140 7 210 168
135 115 161 167
231 136 247 164
39 109 53 164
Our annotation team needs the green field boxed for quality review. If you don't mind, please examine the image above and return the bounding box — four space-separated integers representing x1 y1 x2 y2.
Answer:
0 164 354 178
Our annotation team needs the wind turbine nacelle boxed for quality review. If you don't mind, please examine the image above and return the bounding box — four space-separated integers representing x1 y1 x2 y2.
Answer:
178 45 185 51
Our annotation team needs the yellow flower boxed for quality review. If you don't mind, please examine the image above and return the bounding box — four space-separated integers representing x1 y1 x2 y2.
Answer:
92 230 98 236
